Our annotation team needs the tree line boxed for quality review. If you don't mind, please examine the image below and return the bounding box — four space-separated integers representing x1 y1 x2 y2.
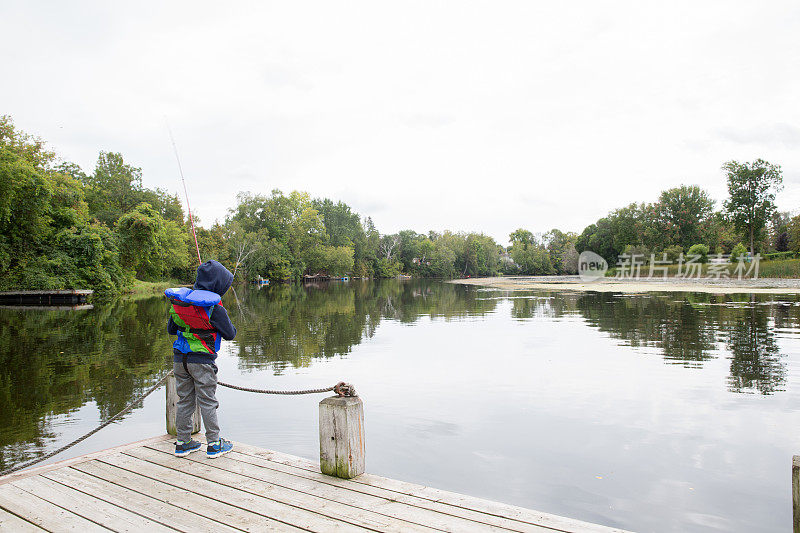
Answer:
0 116 577 293
1 115 795 295
575 161 793 266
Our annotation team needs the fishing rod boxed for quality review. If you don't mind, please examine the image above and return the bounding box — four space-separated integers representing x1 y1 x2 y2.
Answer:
165 118 202 266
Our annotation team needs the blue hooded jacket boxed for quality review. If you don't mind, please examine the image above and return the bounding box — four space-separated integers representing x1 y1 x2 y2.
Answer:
168 260 237 364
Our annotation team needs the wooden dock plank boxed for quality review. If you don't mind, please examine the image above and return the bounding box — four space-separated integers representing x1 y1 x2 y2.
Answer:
65 461 293 532
232 443 627 533
12 475 175 533
0 290 93 296
146 440 545 533
229 450 548 532
142 455 447 533
0 434 172 486
0 289 93 306
0 436 630 533
145 443 520 533
0 482 112 531
0 507 46 532
43 466 241 533
211 445 550 532
115 448 397 532
45 465 247 532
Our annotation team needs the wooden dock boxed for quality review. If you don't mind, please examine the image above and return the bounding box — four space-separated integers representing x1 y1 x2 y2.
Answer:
0 435 627 532
0 289 93 306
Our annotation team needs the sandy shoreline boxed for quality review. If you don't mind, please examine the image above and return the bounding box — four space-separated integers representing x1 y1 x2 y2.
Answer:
449 275 800 294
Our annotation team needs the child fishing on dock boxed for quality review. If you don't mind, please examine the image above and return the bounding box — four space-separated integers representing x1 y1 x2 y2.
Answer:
166 260 237 458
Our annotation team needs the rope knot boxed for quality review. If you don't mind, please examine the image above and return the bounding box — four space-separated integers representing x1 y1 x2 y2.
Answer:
334 382 357 397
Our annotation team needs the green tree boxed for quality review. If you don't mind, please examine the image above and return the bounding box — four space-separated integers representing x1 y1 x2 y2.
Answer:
257 235 293 280
313 198 374 274
290 202 329 274
509 229 554 275
428 240 457 277
545 229 579 274
730 243 747 262
575 219 617 265
788 215 800 253
463 233 500 276
0 128 55 252
687 243 710 263
116 202 189 279
227 190 363 280
704 212 739 254
375 257 402 277
319 246 355 276
0 116 127 293
396 230 425 273
608 203 654 252
359 216 380 277
83 152 144 226
769 211 791 252
656 186 714 249
723 159 783 255
663 245 684 263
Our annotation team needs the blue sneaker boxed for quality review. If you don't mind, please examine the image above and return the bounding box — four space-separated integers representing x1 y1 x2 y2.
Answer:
174 439 202 457
206 438 233 458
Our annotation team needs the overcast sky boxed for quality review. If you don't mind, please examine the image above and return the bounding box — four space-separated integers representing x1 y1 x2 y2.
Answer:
2 1 799 244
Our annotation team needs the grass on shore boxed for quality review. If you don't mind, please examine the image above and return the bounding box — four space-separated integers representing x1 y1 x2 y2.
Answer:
123 279 188 300
758 258 800 278
606 258 800 279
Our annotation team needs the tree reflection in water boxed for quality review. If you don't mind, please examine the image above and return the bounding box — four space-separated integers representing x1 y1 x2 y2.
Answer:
574 291 797 394
0 296 172 471
0 280 796 473
724 301 785 394
229 280 499 372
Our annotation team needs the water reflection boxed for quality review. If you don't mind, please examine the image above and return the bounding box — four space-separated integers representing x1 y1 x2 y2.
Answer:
725 304 786 394
230 280 499 372
509 293 580 319
230 283 799 395
0 280 798 474
571 291 799 394
576 293 718 367
0 297 172 471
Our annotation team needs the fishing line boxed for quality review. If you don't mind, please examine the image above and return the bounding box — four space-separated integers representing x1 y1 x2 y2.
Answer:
165 118 202 266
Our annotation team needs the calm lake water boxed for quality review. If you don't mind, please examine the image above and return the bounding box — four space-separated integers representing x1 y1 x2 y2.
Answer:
2 280 799 532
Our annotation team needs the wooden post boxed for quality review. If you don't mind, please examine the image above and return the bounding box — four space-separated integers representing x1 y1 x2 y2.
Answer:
165 372 201 436
319 396 365 479
794 456 800 533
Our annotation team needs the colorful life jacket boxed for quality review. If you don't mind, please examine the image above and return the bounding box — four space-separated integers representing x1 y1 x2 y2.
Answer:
165 287 223 355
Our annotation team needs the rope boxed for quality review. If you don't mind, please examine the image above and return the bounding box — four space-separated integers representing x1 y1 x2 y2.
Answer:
218 380 357 397
0 374 356 478
0 373 170 478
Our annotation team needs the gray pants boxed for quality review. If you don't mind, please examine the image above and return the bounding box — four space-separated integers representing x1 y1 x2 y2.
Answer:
173 361 220 443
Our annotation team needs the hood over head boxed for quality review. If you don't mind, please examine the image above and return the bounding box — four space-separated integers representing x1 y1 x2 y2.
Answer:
193 260 234 296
